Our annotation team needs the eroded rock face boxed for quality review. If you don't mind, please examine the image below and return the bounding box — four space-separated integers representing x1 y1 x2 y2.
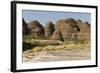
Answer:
45 21 55 38
27 20 45 38
77 22 90 42
50 29 64 41
55 18 80 41
23 18 90 43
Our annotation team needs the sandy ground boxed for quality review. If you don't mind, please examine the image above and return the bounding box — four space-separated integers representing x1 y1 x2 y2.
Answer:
23 48 90 63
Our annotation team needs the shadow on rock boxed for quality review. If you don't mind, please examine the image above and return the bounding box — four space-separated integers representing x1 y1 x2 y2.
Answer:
23 42 36 51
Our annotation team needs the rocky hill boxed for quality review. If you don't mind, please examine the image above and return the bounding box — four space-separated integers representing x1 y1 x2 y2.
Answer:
27 20 45 39
45 21 55 38
55 18 80 41
23 18 90 43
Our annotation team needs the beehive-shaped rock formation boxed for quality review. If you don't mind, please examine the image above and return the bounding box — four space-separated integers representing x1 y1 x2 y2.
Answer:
45 21 55 38
55 18 80 41
27 20 45 38
50 29 64 41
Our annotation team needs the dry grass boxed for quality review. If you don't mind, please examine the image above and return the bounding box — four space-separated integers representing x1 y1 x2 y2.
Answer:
23 38 90 52
24 39 63 47
28 43 90 52
23 40 90 62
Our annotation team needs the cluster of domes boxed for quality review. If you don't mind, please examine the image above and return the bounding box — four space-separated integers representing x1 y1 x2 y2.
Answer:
23 18 90 42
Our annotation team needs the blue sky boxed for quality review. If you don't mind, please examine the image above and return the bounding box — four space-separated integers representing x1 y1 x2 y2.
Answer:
23 10 91 25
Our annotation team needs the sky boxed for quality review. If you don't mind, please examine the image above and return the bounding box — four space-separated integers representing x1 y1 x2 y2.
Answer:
23 10 91 25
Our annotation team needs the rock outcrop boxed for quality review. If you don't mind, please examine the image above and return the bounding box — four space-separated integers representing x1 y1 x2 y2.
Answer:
77 21 90 42
23 18 90 42
45 21 55 38
50 29 64 41
55 18 80 41
27 20 45 38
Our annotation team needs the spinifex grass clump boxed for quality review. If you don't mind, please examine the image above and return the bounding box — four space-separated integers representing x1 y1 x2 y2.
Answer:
26 43 90 53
